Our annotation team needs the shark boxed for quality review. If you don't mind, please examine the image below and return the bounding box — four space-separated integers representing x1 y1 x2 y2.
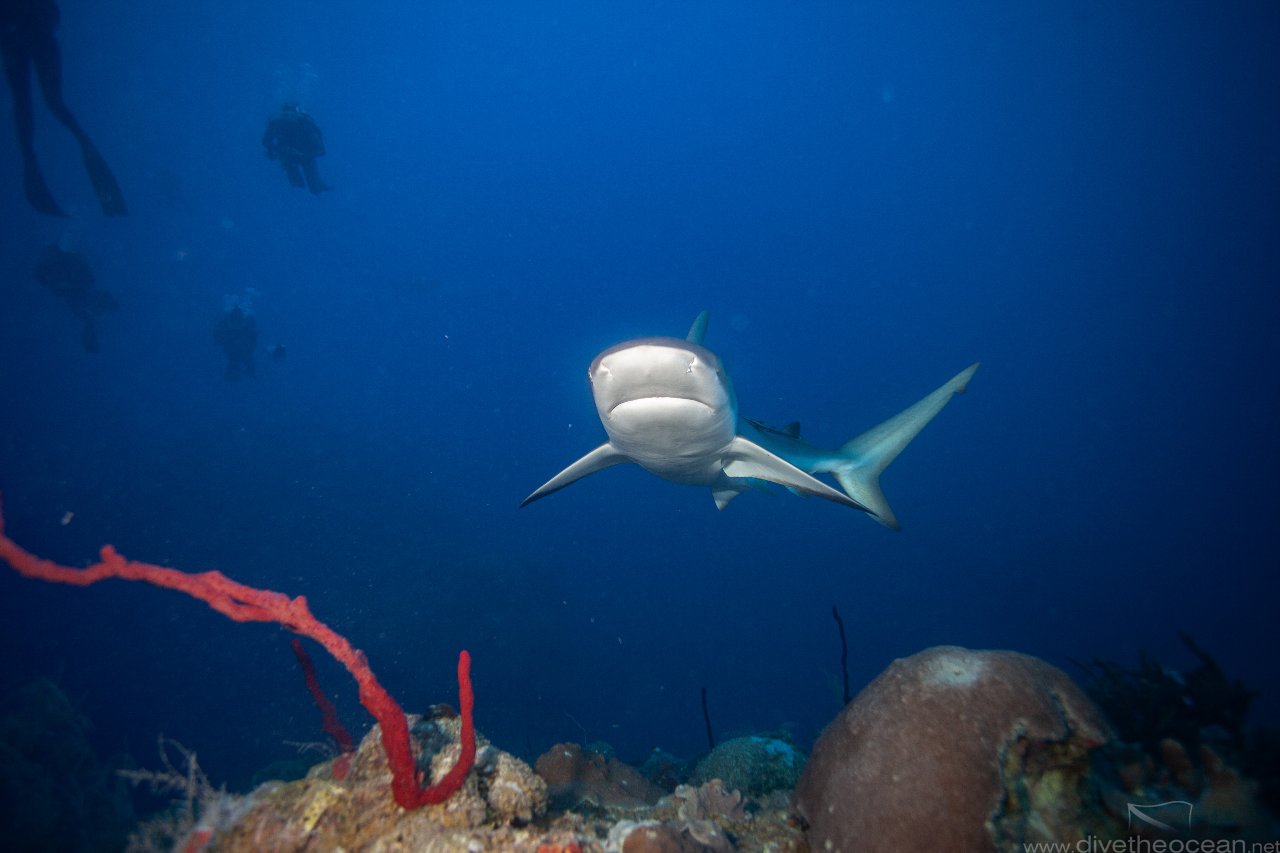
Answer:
520 311 978 527
739 359 979 529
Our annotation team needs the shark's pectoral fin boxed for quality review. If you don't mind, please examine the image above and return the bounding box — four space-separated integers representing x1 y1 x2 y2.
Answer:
722 437 869 512
521 443 631 507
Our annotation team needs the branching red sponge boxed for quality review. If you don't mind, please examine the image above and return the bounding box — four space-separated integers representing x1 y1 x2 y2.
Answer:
0 499 475 809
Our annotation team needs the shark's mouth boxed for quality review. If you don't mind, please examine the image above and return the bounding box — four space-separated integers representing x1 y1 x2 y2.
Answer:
607 396 715 417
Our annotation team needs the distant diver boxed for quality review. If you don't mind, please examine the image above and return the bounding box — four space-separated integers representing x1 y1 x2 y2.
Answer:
262 103 330 194
213 304 258 380
34 244 118 352
0 0 127 216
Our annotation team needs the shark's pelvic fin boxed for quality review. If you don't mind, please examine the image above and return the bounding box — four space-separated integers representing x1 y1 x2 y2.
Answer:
832 362 980 530
712 473 781 509
723 436 869 511
520 443 631 507
711 473 747 509
686 310 710 345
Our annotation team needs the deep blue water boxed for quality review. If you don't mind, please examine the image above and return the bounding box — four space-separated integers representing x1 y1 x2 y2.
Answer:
1 0 1277 795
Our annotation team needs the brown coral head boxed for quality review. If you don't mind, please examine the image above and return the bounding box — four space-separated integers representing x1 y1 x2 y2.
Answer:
793 645 1111 853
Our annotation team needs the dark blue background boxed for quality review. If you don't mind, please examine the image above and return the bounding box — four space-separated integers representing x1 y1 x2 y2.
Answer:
2 0 1276 791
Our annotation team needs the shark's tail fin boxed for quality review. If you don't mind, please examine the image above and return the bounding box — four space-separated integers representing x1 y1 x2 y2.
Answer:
831 363 979 530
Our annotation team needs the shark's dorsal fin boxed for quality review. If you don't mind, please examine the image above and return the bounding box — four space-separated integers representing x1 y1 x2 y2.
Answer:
686 310 709 345
783 422 801 438
520 443 630 507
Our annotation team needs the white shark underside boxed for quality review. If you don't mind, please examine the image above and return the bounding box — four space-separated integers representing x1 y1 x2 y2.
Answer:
521 312 977 526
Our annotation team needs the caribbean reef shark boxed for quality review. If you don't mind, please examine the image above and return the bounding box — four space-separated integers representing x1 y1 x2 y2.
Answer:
521 312 978 528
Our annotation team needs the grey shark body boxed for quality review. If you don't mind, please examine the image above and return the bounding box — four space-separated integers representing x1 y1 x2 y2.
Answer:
521 312 977 526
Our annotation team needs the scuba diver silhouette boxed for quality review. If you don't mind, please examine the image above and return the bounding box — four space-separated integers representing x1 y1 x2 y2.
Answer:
213 304 258 380
0 0 127 216
262 103 330 194
34 244 118 352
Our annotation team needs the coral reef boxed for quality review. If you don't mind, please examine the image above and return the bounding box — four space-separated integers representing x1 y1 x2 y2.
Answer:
112 639 1276 852
1195 743 1275 837
1079 632 1280 833
1098 736 1279 841
639 748 689 791
1077 632 1257 757
536 742 668 811
477 740 550 825
672 779 748 822
207 712 546 850
606 818 734 852
691 736 804 796
792 646 1113 853
122 738 253 853
601 776 804 853
164 725 805 852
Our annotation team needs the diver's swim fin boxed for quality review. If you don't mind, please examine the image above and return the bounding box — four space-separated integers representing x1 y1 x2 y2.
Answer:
80 140 127 216
23 161 67 217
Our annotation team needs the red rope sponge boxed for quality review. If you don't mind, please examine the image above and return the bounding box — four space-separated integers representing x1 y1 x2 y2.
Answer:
0 498 475 809
291 638 356 779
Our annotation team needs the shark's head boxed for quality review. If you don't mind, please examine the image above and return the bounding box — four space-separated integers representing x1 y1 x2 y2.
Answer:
590 337 733 416
588 336 737 472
